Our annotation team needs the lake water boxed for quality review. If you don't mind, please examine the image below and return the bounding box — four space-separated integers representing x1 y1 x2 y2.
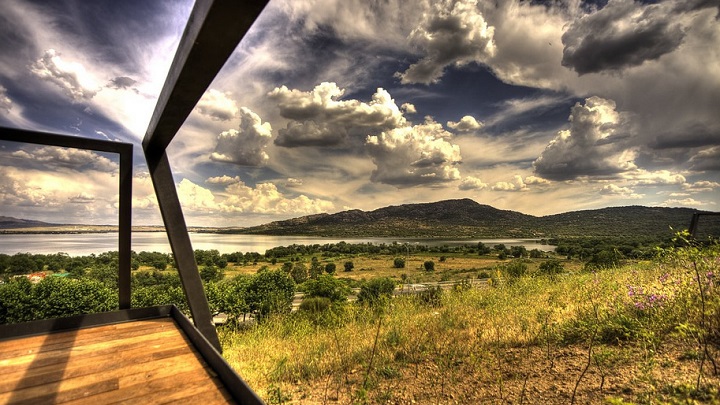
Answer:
0 232 554 256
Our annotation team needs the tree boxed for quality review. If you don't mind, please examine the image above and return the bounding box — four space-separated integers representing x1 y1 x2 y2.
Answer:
343 261 354 272
357 277 395 306
477 242 491 255
309 257 323 279
539 259 564 275
510 246 528 258
200 265 224 283
244 270 295 319
423 260 435 272
289 262 308 284
504 260 527 278
393 257 405 268
303 274 350 303
325 263 337 274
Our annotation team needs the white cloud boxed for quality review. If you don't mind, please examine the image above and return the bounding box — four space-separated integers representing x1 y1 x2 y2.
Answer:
210 107 272 166
30 49 99 101
401 103 417 114
196 89 238 121
682 181 720 193
285 178 303 188
366 117 461 186
397 0 496 84
624 169 686 186
206 175 241 185
0 85 11 112
599 184 643 199
12 146 118 172
447 115 483 132
269 82 407 147
533 96 637 181
491 175 527 192
459 176 488 190
659 198 707 207
524 175 550 185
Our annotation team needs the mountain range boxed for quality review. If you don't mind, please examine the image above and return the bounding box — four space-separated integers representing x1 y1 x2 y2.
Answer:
3 199 717 239
228 198 715 239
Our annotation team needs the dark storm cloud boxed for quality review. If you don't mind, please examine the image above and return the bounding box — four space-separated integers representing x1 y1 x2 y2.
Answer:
562 0 686 75
689 147 720 171
648 124 720 150
108 76 137 90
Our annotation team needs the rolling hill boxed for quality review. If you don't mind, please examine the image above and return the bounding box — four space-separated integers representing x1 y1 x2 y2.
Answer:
231 198 714 239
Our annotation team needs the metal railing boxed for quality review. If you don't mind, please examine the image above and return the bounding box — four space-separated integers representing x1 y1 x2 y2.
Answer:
0 128 133 309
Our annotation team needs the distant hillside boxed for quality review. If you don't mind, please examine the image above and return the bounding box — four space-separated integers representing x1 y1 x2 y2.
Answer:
0 216 59 229
229 199 717 239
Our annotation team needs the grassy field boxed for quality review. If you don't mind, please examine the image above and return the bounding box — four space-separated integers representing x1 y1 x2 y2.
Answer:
217 243 720 404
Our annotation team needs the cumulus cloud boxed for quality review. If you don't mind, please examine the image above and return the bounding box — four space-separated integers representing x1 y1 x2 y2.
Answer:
524 175 550 185
366 117 461 187
683 181 720 193
206 175 241 185
458 176 488 190
562 0 687 75
599 184 643 199
533 96 637 181
659 197 707 207
624 170 686 186
447 115 483 132
196 89 239 121
11 146 118 172
223 181 334 214
30 49 98 101
401 103 417 114
210 107 272 166
492 175 528 192
0 85 11 112
269 82 406 147
285 178 303 188
397 0 495 84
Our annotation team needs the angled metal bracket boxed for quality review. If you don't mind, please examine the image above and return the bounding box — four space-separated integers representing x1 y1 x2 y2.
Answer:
142 0 268 351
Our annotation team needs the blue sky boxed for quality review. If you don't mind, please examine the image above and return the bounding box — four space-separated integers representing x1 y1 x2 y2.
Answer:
0 0 719 227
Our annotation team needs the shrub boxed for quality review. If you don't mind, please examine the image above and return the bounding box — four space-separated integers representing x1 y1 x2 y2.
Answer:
539 259 564 276
504 260 527 278
357 277 395 306
325 263 337 274
423 260 435 272
303 274 350 303
343 261 354 272
393 257 405 268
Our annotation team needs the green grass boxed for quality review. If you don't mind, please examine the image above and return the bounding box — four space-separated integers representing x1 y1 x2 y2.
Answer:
220 243 720 404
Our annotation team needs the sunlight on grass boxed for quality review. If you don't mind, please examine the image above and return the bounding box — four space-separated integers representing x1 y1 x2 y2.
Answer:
221 243 720 404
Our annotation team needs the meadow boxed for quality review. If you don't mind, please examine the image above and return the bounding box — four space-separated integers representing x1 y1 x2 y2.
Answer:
220 241 720 404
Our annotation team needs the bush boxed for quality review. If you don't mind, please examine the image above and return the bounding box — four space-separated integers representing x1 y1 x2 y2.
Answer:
303 274 350 303
539 259 564 276
416 285 443 307
343 261 354 272
393 257 405 268
325 263 337 274
357 277 395 306
299 297 332 313
504 260 527 278
423 260 435 272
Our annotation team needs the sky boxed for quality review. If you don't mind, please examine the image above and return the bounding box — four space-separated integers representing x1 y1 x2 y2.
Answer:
0 0 719 227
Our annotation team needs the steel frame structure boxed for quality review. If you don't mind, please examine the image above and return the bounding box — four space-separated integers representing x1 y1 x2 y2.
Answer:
0 128 133 310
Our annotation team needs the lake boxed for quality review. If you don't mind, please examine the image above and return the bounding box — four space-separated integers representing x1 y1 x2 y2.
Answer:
0 232 554 256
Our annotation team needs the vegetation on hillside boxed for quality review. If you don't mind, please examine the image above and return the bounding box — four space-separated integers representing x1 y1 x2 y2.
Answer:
1 234 719 403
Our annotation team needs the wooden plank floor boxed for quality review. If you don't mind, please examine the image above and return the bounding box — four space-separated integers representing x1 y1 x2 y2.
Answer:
0 318 236 404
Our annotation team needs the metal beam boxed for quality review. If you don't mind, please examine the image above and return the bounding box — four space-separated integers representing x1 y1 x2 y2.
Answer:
141 0 268 351
0 127 133 309
142 0 268 155
145 151 221 350
689 212 720 238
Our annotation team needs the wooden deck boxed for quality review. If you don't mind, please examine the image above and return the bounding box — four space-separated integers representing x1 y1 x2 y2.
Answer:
0 317 236 404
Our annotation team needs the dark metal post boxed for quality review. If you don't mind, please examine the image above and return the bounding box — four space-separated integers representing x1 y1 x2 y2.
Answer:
118 144 133 309
141 0 268 351
146 151 220 350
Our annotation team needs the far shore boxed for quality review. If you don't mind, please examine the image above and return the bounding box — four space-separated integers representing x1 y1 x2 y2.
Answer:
0 225 241 234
